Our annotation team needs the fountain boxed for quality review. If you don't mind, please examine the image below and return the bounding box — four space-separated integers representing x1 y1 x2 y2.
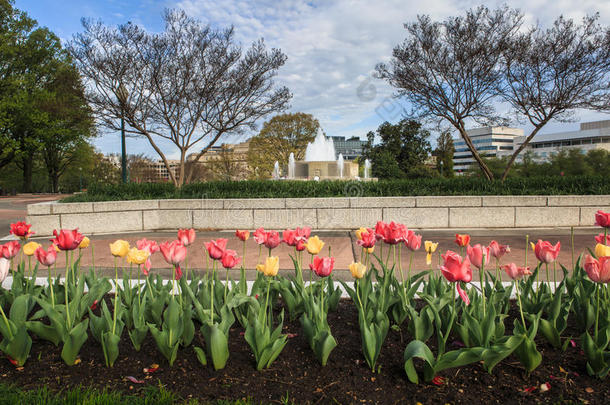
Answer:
337 153 344 178
272 161 280 179
305 130 336 161
364 159 371 179
288 153 295 179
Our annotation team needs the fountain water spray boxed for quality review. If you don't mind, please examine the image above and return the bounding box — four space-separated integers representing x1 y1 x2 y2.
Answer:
272 161 280 179
337 153 344 178
364 159 371 179
304 130 336 162
288 153 295 179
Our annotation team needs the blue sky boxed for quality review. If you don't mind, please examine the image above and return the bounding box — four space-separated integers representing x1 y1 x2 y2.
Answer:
15 0 610 160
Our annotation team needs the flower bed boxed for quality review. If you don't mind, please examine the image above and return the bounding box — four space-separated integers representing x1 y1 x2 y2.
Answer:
0 215 610 403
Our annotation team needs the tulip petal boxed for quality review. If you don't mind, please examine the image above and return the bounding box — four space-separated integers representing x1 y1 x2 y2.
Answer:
456 282 470 305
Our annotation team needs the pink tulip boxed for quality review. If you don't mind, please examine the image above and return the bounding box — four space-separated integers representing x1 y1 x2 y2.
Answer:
296 227 311 240
221 249 241 269
282 229 298 246
159 240 187 280
374 221 387 241
489 240 510 259
533 240 561 264
35 246 57 267
136 238 159 276
357 228 376 249
594 233 610 245
405 230 422 251
264 231 280 250
0 258 9 283
595 210 610 228
309 256 335 277
177 228 196 246
440 250 472 305
51 229 84 251
467 244 491 269
205 238 228 260
378 221 408 245
1 241 20 259
583 255 610 283
253 227 267 245
501 263 532 280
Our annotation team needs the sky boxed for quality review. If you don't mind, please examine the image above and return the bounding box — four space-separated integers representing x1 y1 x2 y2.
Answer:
15 0 610 160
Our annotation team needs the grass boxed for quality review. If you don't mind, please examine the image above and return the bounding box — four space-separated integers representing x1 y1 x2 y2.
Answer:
62 175 610 202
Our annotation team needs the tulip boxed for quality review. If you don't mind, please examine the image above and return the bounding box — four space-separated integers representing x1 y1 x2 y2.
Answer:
10 221 34 240
205 238 228 260
235 230 250 241
531 240 561 264
79 237 90 249
23 241 41 256
356 228 376 249
378 221 408 245
256 256 279 277
253 227 267 245
0 258 10 283
296 227 311 240
405 230 422 251
35 245 57 267
264 230 281 250
489 240 510 259
455 234 470 247
584 255 610 283
137 238 159 276
594 243 610 258
126 247 149 265
594 233 610 245
594 210 610 228
349 261 366 279
424 241 438 265
305 236 325 255
1 241 20 259
282 229 298 246
159 240 187 280
295 239 307 252
355 227 367 240
221 249 241 269
177 228 196 246
310 256 335 277
109 240 130 258
440 250 472 305
374 221 387 241
467 244 491 269
502 263 532 280
52 229 85 251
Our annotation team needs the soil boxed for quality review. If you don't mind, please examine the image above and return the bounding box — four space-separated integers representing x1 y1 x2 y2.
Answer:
0 299 608 405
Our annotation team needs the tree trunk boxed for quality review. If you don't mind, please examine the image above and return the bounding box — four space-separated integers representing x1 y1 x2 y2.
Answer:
456 121 494 181
52 175 59 193
500 124 544 182
21 152 34 193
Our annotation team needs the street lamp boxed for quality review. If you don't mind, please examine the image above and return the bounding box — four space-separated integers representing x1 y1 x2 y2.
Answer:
79 167 83 191
116 84 129 184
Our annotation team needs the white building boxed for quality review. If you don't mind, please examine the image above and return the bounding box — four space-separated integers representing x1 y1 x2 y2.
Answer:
453 126 523 173
513 120 610 162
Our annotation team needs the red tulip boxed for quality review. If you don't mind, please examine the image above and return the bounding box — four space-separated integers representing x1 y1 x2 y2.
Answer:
177 228 196 246
501 263 532 280
253 227 267 245
296 227 311 240
51 229 84 251
583 255 610 283
35 245 57 267
282 229 298 246
136 238 159 276
357 228 376 249
309 256 335 277
264 230 280 250
295 239 307 252
440 250 472 305
489 240 510 260
9 221 34 240
467 244 491 269
1 241 20 259
594 233 610 245
235 230 250 241
532 240 561 264
595 210 610 228
205 238 228 260
378 221 408 245
374 221 387 241
405 230 422 251
221 249 241 269
159 240 187 280
455 234 470 247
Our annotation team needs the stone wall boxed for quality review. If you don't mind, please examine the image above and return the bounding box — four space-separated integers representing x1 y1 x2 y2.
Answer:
26 195 610 236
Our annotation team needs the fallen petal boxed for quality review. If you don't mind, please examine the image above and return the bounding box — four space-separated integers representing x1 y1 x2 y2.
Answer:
540 383 550 392
585 387 594 393
431 376 445 386
126 376 144 384
523 386 537 393
286 333 298 339
143 364 159 373
570 339 576 348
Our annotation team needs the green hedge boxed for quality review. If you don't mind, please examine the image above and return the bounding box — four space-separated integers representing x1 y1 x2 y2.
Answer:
61 176 610 202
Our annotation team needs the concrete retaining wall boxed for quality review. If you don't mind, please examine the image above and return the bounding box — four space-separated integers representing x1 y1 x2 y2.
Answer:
26 196 610 236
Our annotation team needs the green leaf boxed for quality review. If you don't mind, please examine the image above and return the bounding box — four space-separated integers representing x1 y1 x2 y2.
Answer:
403 340 435 384
193 346 207 366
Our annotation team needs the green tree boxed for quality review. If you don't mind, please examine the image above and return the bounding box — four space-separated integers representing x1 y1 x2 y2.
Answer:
362 119 432 179
247 112 321 178
434 131 454 177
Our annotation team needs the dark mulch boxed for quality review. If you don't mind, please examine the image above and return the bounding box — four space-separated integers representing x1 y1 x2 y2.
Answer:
0 299 607 404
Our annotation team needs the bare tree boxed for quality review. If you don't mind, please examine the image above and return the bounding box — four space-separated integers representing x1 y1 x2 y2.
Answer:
499 14 610 180
68 9 291 186
376 6 522 180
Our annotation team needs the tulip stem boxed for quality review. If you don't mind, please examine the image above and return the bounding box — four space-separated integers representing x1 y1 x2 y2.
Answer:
594 283 600 342
570 227 575 271
48 266 55 307
91 242 96 277
210 261 215 323
0 304 13 339
65 251 71 329
263 276 271 328
516 280 527 331
480 254 486 317
112 257 119 335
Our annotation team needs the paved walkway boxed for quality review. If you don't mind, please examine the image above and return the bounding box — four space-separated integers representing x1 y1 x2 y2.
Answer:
0 194 66 235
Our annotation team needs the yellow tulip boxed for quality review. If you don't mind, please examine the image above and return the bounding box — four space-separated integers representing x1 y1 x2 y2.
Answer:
366 246 375 254
305 236 324 255
355 227 367 241
79 237 90 249
424 241 438 265
349 262 366 279
23 241 41 256
595 243 610 258
256 256 279 277
126 247 149 265
109 240 130 258
54 244 60 252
